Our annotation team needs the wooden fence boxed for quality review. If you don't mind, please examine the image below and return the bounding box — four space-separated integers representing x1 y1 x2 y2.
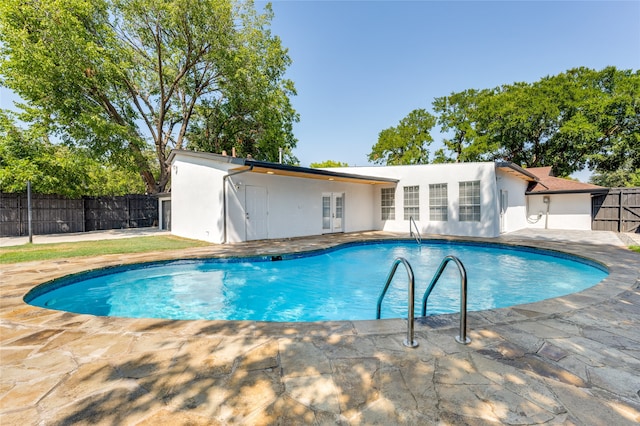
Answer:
592 188 640 233
0 193 158 237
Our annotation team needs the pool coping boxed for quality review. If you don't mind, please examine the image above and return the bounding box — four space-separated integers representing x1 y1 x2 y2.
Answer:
2 230 640 424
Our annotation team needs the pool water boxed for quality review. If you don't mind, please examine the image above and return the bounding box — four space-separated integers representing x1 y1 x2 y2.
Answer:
25 241 608 322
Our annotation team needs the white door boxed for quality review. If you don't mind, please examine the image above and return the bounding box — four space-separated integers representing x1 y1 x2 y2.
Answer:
322 193 344 233
246 186 268 240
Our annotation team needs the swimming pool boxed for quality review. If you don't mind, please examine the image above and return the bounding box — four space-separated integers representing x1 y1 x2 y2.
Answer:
25 240 608 322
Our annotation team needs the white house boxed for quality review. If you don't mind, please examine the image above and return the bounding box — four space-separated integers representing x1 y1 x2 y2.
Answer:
524 167 606 230
165 150 553 243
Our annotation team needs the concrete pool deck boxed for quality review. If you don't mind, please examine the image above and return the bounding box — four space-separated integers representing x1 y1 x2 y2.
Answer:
1 229 639 425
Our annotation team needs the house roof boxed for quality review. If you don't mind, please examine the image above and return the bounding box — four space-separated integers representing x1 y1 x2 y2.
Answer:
168 150 399 185
495 161 539 182
525 167 607 194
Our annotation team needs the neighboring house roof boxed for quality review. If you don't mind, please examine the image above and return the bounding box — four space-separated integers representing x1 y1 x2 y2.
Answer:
168 149 399 185
525 167 607 194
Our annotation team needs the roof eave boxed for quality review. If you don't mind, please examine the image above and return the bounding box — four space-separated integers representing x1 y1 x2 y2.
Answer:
526 188 609 195
243 159 399 184
495 161 539 182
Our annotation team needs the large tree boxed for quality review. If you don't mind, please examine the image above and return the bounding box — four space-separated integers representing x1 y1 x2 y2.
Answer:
431 67 639 176
0 0 297 194
0 110 147 196
431 88 494 163
368 109 436 165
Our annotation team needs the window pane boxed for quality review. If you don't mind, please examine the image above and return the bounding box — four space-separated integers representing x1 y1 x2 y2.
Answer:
322 196 331 229
403 186 419 220
381 188 395 220
429 183 448 221
459 181 480 222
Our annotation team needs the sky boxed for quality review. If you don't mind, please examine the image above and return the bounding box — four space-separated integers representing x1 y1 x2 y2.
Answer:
1 1 639 181
255 0 640 179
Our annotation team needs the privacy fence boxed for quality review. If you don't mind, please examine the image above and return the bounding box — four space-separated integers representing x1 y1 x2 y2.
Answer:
0 193 158 237
592 187 640 233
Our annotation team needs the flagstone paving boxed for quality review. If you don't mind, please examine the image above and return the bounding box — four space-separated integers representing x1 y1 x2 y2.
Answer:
1 229 639 425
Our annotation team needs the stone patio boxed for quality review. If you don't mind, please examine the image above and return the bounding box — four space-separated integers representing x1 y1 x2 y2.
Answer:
1 229 639 425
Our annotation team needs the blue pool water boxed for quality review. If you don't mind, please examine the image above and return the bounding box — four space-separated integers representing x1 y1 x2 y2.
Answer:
25 241 608 322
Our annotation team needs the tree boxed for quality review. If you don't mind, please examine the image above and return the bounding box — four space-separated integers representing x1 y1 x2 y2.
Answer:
590 161 640 188
0 0 297 194
309 160 349 168
429 67 639 176
368 109 436 165
0 111 146 196
432 88 494 163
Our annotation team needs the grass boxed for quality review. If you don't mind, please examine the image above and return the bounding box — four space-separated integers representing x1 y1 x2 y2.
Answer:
0 236 211 264
630 245 640 253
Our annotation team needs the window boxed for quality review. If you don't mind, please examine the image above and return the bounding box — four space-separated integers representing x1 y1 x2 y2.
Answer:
403 186 419 220
381 188 395 220
459 181 481 221
322 196 331 229
429 183 448 221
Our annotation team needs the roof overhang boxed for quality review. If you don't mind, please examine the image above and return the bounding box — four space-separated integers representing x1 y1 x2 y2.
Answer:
168 149 398 185
236 160 398 185
526 188 609 195
495 161 539 182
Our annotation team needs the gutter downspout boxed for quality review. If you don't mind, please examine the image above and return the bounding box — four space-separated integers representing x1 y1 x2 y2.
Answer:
543 195 551 229
223 165 254 244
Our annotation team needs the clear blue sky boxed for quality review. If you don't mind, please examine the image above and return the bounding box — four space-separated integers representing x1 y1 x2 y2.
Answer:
1 1 638 180
258 0 640 176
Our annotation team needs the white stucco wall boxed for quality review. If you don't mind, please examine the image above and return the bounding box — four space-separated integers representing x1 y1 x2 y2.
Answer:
331 163 502 238
225 172 377 243
170 153 231 243
170 151 381 243
525 193 593 230
495 171 530 233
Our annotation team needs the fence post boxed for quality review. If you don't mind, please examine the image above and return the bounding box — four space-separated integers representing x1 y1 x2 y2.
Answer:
27 181 33 243
618 191 622 233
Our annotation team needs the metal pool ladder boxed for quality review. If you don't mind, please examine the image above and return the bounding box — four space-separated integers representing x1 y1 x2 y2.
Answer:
376 257 418 348
409 216 422 245
421 255 471 345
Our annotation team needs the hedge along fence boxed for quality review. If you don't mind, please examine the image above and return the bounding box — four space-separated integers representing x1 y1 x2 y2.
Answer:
0 193 158 237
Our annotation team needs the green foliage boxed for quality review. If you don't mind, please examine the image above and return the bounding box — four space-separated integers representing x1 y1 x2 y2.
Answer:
429 67 640 176
0 0 297 192
368 109 436 165
186 3 298 163
309 160 350 168
432 89 495 163
590 161 640 187
0 110 146 196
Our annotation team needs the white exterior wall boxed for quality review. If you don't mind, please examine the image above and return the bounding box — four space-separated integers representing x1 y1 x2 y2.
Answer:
225 172 377 243
495 171 529 233
332 163 502 238
170 154 230 243
525 193 593 230
157 194 171 231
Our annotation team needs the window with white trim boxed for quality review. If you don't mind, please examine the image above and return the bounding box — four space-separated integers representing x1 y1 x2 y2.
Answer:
459 180 481 222
429 183 448 221
403 186 419 220
381 188 395 220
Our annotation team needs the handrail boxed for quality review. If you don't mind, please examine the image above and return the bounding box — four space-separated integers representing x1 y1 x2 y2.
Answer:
376 257 418 348
409 216 422 244
421 255 471 345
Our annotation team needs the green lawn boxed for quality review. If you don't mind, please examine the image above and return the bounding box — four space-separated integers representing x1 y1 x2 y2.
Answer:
631 245 640 254
0 236 211 264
